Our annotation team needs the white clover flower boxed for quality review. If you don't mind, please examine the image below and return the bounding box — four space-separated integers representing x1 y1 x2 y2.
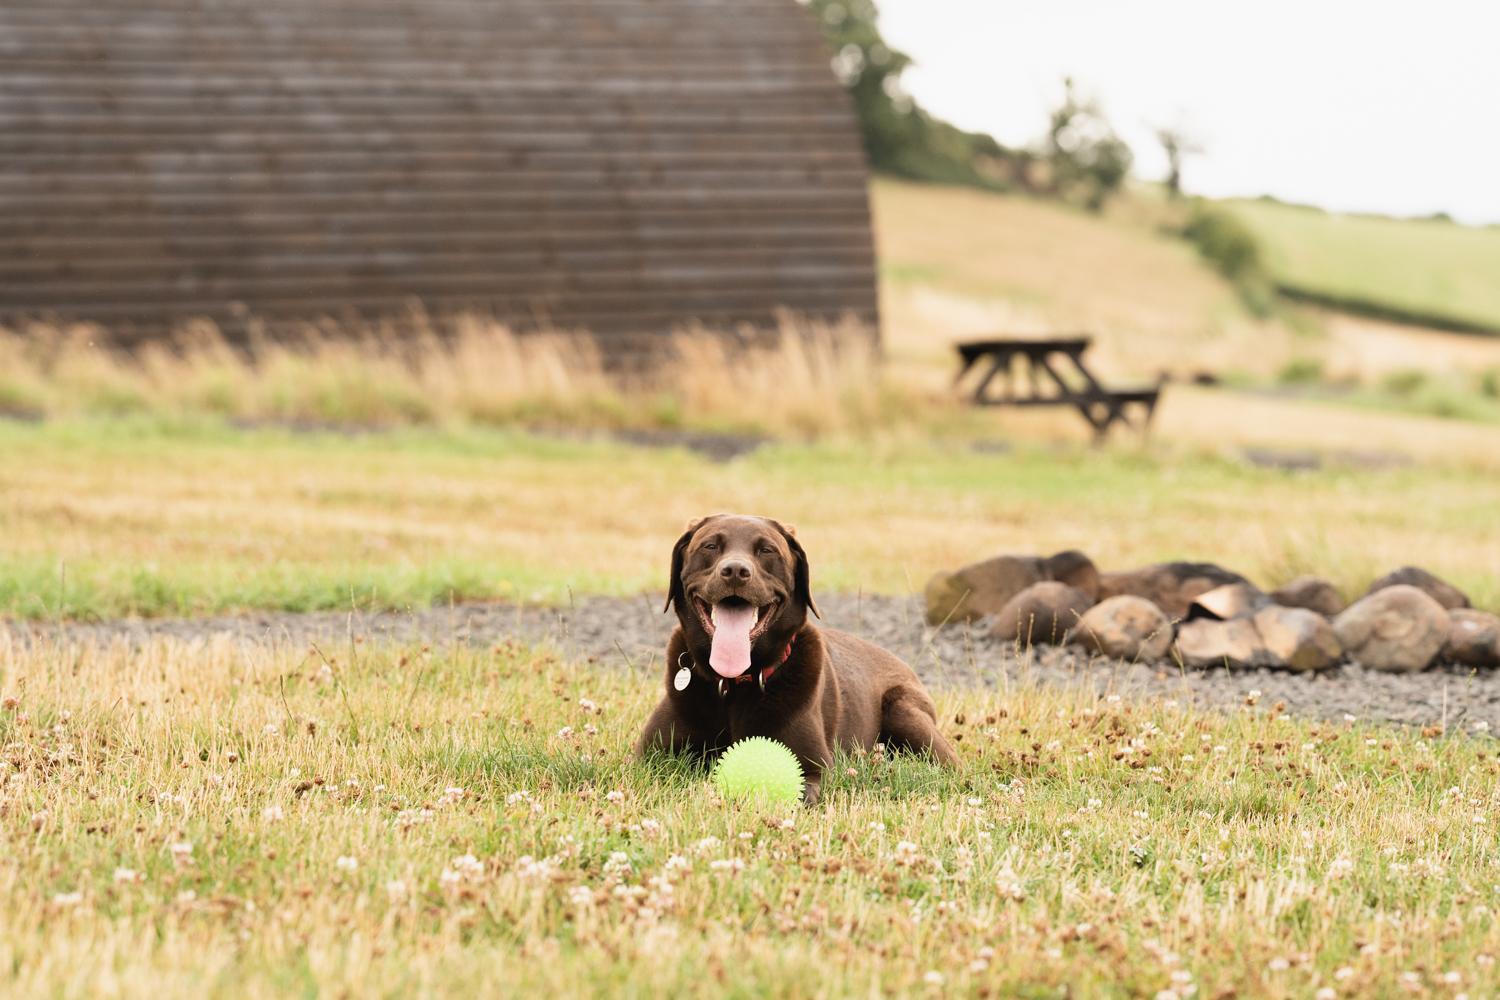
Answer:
261 804 285 822
335 856 358 872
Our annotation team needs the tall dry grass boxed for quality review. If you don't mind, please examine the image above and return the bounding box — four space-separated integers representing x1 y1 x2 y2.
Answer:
0 312 948 439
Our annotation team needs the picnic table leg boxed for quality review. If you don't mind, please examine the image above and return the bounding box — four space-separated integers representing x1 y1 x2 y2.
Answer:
1035 355 1110 437
970 355 1009 404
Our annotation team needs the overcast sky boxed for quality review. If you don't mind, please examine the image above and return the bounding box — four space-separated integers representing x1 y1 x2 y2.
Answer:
876 0 1500 224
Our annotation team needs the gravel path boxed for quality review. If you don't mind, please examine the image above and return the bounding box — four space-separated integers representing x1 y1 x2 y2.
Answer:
7 594 1497 733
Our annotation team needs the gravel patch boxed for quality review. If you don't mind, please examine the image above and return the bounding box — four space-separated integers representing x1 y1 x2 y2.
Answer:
7 594 1497 733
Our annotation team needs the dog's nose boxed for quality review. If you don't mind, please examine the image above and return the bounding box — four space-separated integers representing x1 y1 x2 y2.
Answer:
718 559 752 583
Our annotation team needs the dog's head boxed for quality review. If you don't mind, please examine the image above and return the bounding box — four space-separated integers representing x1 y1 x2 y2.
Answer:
664 513 819 679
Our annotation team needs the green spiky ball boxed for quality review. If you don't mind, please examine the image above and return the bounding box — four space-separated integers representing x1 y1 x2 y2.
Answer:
711 737 804 804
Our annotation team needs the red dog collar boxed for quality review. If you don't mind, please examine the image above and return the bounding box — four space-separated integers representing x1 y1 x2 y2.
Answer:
717 633 797 696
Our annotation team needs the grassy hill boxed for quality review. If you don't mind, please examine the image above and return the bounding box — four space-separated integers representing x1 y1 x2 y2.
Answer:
1221 198 1500 334
870 179 1297 381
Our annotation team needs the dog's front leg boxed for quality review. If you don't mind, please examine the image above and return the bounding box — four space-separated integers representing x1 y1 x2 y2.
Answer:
775 717 832 806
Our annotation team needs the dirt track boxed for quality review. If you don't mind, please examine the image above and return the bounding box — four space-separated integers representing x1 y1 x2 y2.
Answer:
7 593 1498 733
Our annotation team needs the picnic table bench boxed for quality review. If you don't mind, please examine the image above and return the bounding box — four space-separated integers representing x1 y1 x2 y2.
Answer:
953 335 1163 440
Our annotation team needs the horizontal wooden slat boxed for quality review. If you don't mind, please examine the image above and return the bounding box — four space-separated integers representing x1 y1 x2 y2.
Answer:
0 0 879 349
1 245 876 281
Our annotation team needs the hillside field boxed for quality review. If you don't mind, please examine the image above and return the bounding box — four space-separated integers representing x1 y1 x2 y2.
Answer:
1223 197 1500 334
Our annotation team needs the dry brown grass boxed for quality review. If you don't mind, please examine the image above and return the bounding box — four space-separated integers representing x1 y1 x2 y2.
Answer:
0 313 955 441
3 636 1500 997
871 179 1303 381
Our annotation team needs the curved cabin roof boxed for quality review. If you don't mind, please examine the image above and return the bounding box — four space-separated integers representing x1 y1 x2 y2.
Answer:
0 0 878 351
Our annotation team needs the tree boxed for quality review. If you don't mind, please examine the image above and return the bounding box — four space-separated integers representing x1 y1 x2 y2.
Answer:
1042 78 1133 212
802 0 1014 189
1154 126 1203 199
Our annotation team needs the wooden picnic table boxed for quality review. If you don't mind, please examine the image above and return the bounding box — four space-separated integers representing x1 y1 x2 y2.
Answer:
953 335 1163 439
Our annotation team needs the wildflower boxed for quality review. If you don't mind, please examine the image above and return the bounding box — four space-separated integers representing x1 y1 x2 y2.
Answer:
709 858 746 874
336 856 358 872
923 971 944 986
1442 971 1462 985
1315 989 1336 1000
603 851 632 877
1268 958 1290 972
568 885 594 908
578 698 599 714
262 723 279 736
692 837 721 855
639 818 662 837
1328 857 1355 879
556 726 573 739
605 790 625 804
505 789 532 806
1335 967 1354 980
442 786 466 803
262 804 285 822
385 879 409 901
169 841 194 867
514 856 557 881
113 868 141 884
52 891 83 907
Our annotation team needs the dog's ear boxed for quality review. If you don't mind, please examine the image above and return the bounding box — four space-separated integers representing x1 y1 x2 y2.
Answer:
664 517 708 613
772 520 819 619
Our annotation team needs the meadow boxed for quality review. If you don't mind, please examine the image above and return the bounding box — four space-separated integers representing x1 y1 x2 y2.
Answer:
1222 197 1500 335
4 635 1500 997
5 176 1500 997
3 414 1499 621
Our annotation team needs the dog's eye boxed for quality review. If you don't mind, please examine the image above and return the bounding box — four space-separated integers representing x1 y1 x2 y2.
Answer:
702 541 718 551
757 543 776 556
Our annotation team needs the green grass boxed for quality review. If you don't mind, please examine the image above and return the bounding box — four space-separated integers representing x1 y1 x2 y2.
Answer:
3 636 1500 996
2 417 1499 620
1224 198 1500 334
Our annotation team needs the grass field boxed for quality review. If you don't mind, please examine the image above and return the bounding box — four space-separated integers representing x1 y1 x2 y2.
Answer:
1223 198 1500 334
6 178 1500 998
3 417 1498 621
4 636 1500 996
871 179 1302 382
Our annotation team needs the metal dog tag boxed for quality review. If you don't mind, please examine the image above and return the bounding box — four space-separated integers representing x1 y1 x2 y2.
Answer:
673 667 691 691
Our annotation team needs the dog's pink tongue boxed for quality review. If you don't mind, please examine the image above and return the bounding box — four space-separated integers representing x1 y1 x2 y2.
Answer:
709 603 757 678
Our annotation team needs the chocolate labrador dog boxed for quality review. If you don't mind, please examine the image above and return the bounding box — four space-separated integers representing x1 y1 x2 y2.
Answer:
636 513 958 803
